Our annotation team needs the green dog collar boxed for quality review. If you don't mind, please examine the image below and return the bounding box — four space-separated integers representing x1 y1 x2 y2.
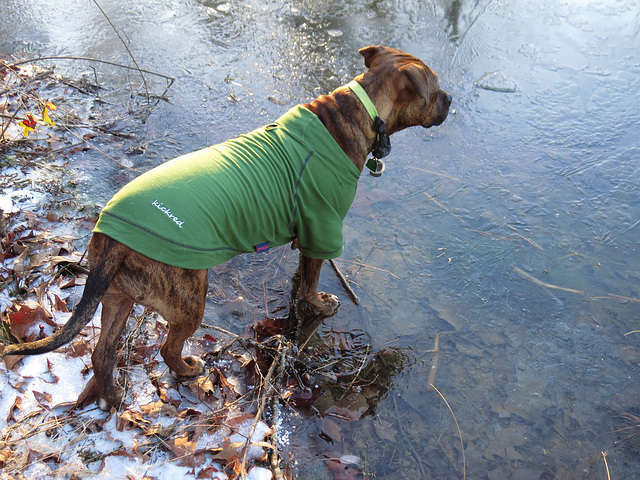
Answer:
347 80 379 121
347 80 391 176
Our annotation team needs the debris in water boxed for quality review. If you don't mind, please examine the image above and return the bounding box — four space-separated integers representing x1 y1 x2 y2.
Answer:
474 71 517 92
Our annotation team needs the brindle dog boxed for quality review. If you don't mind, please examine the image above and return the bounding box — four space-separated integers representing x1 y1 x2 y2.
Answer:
3 46 451 410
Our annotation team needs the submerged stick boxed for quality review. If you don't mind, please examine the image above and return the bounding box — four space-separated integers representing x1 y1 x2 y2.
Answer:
513 266 586 295
512 232 545 251
334 258 401 279
427 330 458 386
423 192 467 224
407 165 463 182
601 451 611 480
328 259 360 305
608 293 640 303
429 384 466 480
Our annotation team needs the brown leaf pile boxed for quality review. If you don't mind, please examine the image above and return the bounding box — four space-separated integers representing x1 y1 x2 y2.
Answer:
0 215 283 480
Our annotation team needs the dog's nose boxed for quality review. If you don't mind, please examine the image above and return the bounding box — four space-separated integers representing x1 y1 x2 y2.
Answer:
445 92 452 105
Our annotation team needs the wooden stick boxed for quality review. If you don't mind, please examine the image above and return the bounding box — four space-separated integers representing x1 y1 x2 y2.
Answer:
513 266 586 295
423 192 467 224
427 331 458 386
407 166 463 182
334 258 401 279
239 339 285 478
512 232 545 252
430 384 466 480
601 451 611 480
328 259 360 305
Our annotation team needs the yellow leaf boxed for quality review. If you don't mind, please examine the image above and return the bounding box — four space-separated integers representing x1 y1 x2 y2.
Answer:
42 107 56 127
21 125 35 137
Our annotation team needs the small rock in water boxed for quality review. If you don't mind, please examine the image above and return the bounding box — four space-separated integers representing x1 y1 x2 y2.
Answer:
339 454 360 465
395 236 409 246
475 71 517 92
216 3 231 13
327 29 343 37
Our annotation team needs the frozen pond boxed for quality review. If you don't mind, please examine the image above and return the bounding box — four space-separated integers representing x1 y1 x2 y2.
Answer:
1 0 639 477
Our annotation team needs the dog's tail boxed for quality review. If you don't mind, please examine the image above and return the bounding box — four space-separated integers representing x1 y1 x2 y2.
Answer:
2 234 123 357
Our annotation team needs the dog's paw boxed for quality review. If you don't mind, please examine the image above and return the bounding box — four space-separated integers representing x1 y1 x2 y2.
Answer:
170 355 205 380
79 376 123 411
98 397 112 411
299 291 341 318
97 388 124 411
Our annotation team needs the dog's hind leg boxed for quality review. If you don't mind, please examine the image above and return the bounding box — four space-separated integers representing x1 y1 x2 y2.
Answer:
92 289 134 411
160 310 206 379
158 269 208 379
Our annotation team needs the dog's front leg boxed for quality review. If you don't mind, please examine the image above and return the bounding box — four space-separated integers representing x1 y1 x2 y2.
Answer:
296 254 340 317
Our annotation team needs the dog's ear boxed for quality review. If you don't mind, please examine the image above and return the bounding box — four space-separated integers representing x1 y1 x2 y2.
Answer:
359 45 385 68
398 64 432 102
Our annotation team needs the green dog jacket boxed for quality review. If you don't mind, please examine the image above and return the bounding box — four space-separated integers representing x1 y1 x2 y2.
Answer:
93 105 361 269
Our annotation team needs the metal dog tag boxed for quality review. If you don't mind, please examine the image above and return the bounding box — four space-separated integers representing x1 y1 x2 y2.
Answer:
366 157 385 177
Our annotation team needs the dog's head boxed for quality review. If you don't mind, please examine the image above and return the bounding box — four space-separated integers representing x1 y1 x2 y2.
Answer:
357 46 452 135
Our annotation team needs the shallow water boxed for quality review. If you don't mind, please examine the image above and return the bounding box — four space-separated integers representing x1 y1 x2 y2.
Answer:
2 0 639 477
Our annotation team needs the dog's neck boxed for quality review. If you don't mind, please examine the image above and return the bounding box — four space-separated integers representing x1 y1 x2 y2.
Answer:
346 81 391 165
304 81 394 173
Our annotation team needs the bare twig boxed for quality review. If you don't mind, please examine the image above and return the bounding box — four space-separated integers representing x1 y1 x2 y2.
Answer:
514 266 586 295
429 384 466 480
334 258 401 279
427 331 458 386
512 232 545 251
602 451 611 480
7 55 175 84
328 259 360 305
426 330 465 478
465 228 518 243
269 342 290 479
392 394 426 478
90 0 151 99
407 165 463 182
424 192 467 224
239 337 287 478
608 294 640 303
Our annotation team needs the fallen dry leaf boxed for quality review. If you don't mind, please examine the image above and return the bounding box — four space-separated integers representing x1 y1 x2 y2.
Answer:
169 434 205 468
140 399 178 417
27 447 61 464
171 434 198 456
0 450 11 468
118 410 150 431
210 437 246 474
321 417 343 444
196 466 224 478
65 339 91 357
32 390 53 407
44 358 59 383
6 396 23 424
186 372 218 398
8 300 56 343
323 393 369 422
373 417 397 442
48 292 68 312
2 351 24 370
